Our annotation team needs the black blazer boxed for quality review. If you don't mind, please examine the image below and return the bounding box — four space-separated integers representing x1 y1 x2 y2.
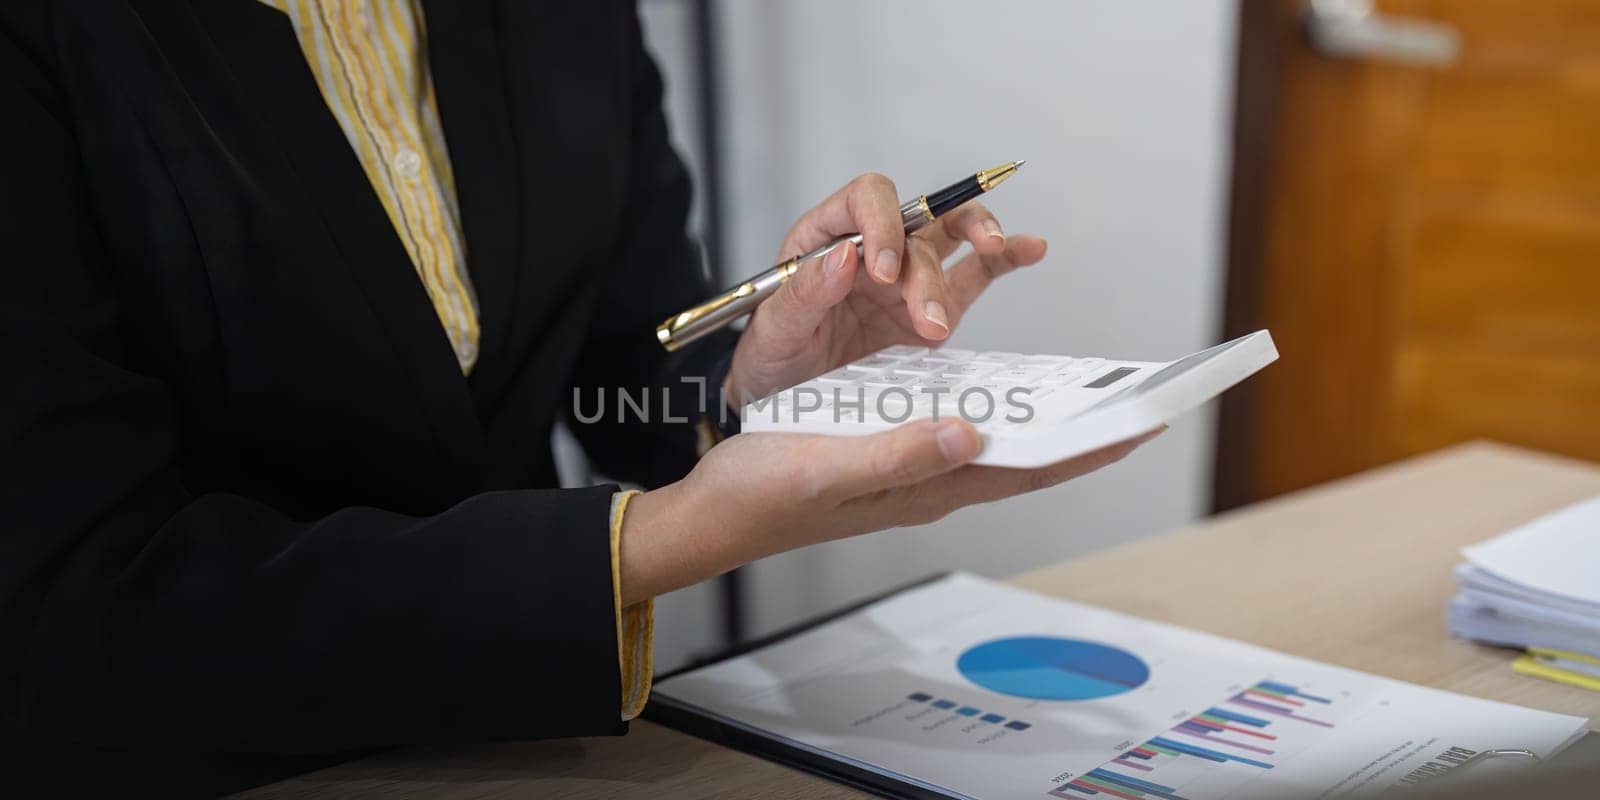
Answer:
0 1 735 795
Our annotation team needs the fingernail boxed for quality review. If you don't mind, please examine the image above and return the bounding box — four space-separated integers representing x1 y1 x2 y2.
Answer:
873 249 900 282
935 419 979 463
923 300 949 333
824 244 848 275
982 219 1004 242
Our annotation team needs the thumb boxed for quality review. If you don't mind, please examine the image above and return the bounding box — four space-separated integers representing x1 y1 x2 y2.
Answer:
815 417 982 500
752 242 857 346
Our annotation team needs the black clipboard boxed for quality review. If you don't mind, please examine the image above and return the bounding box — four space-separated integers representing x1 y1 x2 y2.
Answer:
644 573 957 799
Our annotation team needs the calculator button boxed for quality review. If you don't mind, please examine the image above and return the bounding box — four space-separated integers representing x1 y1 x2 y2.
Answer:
964 382 1008 395
861 373 919 388
940 363 994 378
1017 355 1073 368
989 368 1048 383
878 345 928 357
894 359 946 374
817 367 870 384
927 348 974 360
1069 358 1106 372
972 351 1022 364
854 355 904 370
915 377 964 390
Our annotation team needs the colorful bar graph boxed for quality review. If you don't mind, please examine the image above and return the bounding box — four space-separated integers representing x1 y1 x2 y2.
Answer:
1055 771 1195 800
1257 680 1332 704
1074 777 1143 799
1202 707 1269 727
1194 713 1277 739
1150 737 1275 769
1147 737 1227 764
1088 768 1189 800
1047 679 1341 798
1170 726 1277 755
1244 688 1305 706
1227 695 1334 727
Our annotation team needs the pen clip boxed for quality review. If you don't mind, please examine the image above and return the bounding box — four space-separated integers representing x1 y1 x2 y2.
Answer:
656 258 801 351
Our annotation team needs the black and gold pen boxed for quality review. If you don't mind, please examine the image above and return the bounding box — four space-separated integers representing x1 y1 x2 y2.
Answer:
656 160 1026 351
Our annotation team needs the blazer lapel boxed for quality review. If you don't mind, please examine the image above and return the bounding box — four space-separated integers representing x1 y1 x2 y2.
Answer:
426 1 618 416
420 0 526 404
127 0 488 466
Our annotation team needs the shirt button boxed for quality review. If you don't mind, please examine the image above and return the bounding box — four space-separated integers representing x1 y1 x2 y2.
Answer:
457 340 478 363
393 149 423 180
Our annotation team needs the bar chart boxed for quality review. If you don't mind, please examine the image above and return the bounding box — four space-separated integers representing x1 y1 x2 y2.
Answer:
1047 680 1341 800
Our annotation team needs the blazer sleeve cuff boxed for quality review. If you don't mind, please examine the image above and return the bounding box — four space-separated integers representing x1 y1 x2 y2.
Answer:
610 490 654 720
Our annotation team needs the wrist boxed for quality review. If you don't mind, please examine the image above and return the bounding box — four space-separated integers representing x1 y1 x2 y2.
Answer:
617 485 671 607
617 479 748 606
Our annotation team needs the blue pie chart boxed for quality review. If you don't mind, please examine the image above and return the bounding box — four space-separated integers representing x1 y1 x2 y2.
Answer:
957 637 1150 701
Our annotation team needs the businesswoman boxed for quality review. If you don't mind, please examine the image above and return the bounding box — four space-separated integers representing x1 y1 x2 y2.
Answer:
0 1 1152 795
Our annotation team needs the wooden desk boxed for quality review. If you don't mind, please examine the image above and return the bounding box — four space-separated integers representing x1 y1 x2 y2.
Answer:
240 442 1600 799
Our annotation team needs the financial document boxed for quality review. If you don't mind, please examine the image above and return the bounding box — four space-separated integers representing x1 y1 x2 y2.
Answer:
654 574 1589 799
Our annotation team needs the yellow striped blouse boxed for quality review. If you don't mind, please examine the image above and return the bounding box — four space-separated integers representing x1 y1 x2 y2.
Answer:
255 0 652 721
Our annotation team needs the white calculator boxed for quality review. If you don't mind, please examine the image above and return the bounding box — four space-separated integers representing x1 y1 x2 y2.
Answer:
741 330 1278 468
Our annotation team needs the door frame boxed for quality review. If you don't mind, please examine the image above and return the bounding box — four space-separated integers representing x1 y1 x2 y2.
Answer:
1212 0 1294 513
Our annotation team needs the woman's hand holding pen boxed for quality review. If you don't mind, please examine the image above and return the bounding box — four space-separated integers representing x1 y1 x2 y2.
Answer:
722 172 1049 405
613 173 1162 606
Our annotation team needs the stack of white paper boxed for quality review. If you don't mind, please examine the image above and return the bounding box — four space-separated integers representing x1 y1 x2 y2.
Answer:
1448 496 1600 658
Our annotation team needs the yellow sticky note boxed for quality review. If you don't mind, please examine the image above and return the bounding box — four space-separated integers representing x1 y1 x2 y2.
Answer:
1513 654 1600 692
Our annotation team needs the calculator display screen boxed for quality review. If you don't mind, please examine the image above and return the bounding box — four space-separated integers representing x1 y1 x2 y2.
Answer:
1083 337 1246 413
1083 367 1138 389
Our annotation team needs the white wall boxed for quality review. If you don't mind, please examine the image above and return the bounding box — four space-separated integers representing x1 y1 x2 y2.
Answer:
637 0 1240 666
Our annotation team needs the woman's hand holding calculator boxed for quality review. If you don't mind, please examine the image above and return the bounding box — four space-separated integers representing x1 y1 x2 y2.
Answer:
618 417 1160 605
612 174 1162 606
